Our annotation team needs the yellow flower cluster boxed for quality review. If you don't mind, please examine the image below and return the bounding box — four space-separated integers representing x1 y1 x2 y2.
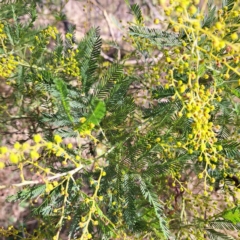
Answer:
0 22 6 41
43 26 58 40
0 135 81 172
35 26 58 45
161 0 240 55
181 83 219 159
0 54 18 78
58 48 80 77
158 0 240 198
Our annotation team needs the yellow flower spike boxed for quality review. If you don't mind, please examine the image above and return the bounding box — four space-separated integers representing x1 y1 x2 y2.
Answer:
33 134 42 143
10 153 19 164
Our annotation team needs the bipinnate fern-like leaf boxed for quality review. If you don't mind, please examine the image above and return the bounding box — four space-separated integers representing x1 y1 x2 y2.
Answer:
209 219 240 231
95 63 124 100
77 27 102 93
139 177 170 239
129 26 180 47
130 3 143 24
206 228 236 240
7 184 46 203
222 0 236 11
54 78 74 123
202 1 217 28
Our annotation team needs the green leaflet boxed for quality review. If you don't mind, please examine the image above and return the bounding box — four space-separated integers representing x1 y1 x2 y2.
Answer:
74 99 106 132
130 4 143 24
226 86 240 98
222 208 240 224
54 78 74 123
88 99 106 124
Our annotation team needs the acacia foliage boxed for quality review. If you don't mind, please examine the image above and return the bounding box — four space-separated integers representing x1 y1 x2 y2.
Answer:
0 0 240 239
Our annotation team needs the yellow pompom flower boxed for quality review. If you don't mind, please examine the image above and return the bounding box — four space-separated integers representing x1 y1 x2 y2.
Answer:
188 5 197 15
14 142 21 150
87 233 92 239
230 32 238 41
154 18 160 24
0 162 5 169
1 146 8 154
33 134 42 143
46 142 53 149
54 135 62 144
67 143 73 149
79 117 86 123
30 151 40 160
10 153 19 164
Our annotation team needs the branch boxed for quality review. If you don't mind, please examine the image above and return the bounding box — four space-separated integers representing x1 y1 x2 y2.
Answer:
0 165 83 190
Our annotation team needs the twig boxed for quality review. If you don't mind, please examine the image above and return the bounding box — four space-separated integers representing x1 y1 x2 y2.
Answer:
101 50 163 65
145 1 164 21
0 165 83 190
91 0 121 60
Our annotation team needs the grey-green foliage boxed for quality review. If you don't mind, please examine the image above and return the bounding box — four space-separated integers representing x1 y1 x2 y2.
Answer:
129 26 180 48
2 1 240 240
